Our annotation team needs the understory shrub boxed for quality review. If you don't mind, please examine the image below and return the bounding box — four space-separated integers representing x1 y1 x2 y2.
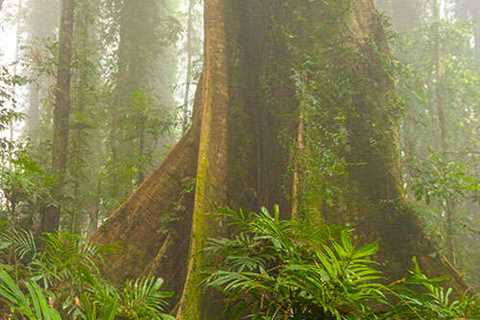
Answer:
204 207 480 320
0 229 174 320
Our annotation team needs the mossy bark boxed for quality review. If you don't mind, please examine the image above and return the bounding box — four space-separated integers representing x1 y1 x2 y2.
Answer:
328 0 461 283
95 0 298 314
176 0 229 318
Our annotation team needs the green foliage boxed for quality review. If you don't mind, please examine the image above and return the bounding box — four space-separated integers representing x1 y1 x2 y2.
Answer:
0 145 55 227
0 66 24 155
117 277 173 320
411 152 480 205
0 269 61 320
205 208 480 320
387 0 480 284
0 229 174 319
0 67 52 229
0 227 37 264
205 208 385 320
385 259 480 319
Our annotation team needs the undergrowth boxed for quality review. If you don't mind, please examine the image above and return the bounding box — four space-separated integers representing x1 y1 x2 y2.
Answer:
0 228 173 319
204 207 480 320
0 208 478 319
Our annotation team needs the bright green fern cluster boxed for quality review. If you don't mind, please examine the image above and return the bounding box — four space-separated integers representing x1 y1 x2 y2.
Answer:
205 207 385 320
204 207 480 320
0 229 174 320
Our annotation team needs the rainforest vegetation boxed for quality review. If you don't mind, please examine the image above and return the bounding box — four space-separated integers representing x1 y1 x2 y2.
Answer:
1 0 480 319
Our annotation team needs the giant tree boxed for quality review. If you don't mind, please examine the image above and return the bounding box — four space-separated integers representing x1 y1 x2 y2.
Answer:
96 0 463 318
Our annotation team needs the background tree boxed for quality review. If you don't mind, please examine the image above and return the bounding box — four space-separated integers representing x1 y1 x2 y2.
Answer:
378 0 480 284
40 0 75 233
107 0 180 205
23 0 59 145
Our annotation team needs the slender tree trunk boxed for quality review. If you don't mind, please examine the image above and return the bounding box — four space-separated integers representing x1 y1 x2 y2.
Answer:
71 5 88 233
136 117 146 183
385 0 422 198
469 2 480 56
40 0 75 233
182 0 195 133
456 1 480 55
109 0 129 201
9 0 24 144
433 0 448 154
432 0 456 264
26 83 41 142
88 180 101 235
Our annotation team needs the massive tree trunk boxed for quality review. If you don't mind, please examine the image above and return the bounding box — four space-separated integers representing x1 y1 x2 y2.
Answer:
40 0 74 233
96 0 297 314
95 0 464 317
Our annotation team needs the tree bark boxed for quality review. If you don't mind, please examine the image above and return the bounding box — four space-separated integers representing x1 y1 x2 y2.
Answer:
40 0 74 233
175 0 230 316
96 0 297 308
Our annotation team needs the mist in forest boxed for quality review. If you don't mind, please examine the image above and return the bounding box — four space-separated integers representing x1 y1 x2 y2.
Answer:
0 0 480 319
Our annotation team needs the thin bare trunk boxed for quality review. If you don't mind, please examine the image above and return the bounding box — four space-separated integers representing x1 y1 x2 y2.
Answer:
291 107 305 219
182 0 195 133
470 4 480 56
10 0 23 142
26 83 40 142
433 0 455 264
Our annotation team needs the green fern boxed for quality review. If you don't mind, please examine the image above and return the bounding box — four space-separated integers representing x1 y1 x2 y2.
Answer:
0 228 37 264
385 258 480 319
119 277 174 319
205 207 386 320
0 230 174 320
0 269 61 319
